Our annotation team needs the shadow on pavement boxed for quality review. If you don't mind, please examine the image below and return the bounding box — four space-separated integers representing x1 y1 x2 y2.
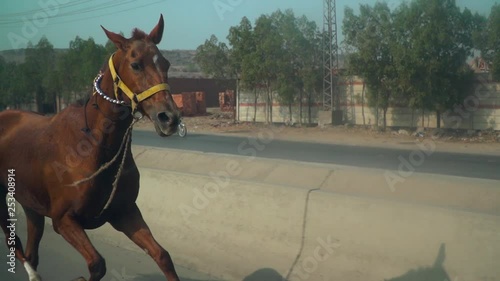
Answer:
237 244 450 281
384 243 451 281
242 268 288 281
136 267 288 281
135 273 225 281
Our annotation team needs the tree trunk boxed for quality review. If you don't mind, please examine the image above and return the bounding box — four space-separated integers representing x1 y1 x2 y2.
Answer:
53 94 57 113
56 95 61 112
299 90 303 126
288 103 292 125
375 93 379 129
268 87 273 125
361 82 366 126
264 88 269 124
235 79 239 122
411 108 415 128
421 108 425 128
436 110 441 129
383 107 388 131
253 89 258 123
307 94 312 125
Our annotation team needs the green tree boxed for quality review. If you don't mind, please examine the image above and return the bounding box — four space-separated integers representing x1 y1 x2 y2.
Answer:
345 0 477 129
254 13 285 124
274 10 301 124
240 51 263 123
25 37 56 112
4 62 32 109
343 2 396 129
227 17 259 121
295 15 324 125
227 17 255 79
195 10 323 125
273 10 323 125
477 4 500 80
0 56 8 109
194 35 231 79
395 0 476 128
45 52 67 112
61 36 108 101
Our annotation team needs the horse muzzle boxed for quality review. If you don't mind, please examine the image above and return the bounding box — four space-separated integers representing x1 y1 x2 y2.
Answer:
152 110 180 137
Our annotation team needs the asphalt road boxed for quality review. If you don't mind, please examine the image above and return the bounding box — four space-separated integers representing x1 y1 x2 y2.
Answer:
0 220 222 281
132 129 500 181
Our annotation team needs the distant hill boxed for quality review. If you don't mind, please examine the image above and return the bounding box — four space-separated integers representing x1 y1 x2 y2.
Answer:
0 49 205 78
0 48 348 79
159 50 204 78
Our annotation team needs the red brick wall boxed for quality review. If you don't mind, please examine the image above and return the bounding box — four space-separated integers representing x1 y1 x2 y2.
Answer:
169 78 236 107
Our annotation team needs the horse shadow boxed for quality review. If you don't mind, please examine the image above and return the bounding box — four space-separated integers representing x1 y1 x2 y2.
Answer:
239 243 451 281
385 243 451 281
242 268 288 281
133 243 450 281
132 267 287 281
131 273 226 281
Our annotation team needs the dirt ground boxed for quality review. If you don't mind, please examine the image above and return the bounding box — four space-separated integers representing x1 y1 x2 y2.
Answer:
134 108 500 156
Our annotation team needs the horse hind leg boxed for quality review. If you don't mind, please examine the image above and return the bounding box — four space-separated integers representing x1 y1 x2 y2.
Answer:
0 186 42 281
52 214 106 281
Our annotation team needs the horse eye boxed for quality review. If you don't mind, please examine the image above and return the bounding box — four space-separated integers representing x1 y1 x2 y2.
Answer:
131 62 141 71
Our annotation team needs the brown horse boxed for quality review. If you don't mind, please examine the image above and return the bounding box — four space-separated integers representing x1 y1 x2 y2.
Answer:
0 15 182 281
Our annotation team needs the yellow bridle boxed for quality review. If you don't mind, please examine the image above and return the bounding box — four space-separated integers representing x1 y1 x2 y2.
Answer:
107 53 170 112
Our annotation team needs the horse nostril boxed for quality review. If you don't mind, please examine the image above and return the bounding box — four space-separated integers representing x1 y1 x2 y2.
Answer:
157 112 170 123
172 114 180 126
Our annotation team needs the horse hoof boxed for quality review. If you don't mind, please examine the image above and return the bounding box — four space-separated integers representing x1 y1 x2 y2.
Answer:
30 273 42 281
71 277 86 281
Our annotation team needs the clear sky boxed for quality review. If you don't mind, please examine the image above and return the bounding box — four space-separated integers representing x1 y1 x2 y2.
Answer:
0 0 498 51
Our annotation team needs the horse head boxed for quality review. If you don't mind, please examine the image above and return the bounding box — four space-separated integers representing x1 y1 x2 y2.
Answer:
101 14 180 137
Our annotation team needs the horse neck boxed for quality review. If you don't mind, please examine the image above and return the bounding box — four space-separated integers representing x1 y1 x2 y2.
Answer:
85 68 134 154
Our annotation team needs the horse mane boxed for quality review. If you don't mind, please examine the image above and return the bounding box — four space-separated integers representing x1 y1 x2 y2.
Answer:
131 28 148 40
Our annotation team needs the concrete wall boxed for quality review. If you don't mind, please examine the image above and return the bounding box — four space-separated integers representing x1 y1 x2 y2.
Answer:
237 74 500 130
78 146 500 281
237 89 321 124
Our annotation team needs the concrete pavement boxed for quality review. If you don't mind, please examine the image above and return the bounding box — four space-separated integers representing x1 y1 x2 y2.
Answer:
0 204 223 281
1 145 498 281
86 146 500 281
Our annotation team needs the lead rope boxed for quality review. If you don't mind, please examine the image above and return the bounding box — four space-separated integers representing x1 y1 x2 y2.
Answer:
67 116 139 216
98 117 138 216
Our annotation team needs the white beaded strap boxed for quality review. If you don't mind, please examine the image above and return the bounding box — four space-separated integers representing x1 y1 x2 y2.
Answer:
93 74 126 105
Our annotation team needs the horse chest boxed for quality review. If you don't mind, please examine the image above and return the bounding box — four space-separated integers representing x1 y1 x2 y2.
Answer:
91 163 139 199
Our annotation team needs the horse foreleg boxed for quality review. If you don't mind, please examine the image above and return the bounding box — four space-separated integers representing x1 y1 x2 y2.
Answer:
108 203 180 281
0 190 42 281
52 215 106 281
23 207 45 270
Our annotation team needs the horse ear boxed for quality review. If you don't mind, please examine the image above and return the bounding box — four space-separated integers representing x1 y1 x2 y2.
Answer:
101 26 127 50
148 14 164 45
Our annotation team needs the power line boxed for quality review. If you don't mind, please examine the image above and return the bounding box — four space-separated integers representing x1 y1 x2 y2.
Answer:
0 0 133 26
43 0 165 27
0 0 96 19
0 0 164 27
